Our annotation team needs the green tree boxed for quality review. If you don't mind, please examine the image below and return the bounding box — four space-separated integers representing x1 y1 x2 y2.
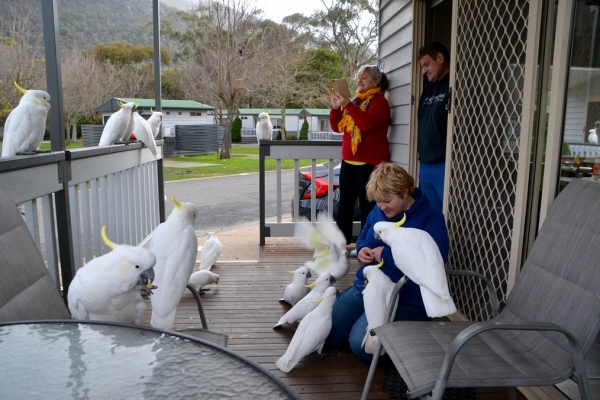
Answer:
231 116 242 143
299 119 309 140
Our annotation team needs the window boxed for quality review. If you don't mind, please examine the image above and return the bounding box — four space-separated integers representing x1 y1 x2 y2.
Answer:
166 112 170 115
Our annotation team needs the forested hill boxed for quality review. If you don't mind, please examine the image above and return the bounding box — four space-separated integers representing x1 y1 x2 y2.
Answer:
0 0 184 50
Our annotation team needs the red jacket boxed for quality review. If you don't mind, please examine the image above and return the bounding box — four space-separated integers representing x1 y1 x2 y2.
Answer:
329 94 391 166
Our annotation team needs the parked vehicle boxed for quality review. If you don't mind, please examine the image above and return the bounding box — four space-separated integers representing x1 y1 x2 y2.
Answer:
291 160 360 221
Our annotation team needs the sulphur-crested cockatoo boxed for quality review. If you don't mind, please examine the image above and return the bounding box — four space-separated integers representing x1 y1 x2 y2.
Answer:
149 194 199 330
589 128 598 144
274 272 335 328
279 266 312 306
148 108 163 138
1 82 51 157
256 111 273 142
276 286 337 373
67 226 157 325
188 270 219 292
199 230 222 271
98 101 137 146
361 260 397 355
294 213 348 280
373 214 456 318
132 112 159 158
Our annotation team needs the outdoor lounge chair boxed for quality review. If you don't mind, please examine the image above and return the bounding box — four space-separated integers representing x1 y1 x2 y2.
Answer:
0 187 72 321
362 178 600 399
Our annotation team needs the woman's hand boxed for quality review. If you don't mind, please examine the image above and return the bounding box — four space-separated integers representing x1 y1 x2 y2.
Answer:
358 247 375 264
329 88 341 109
370 246 384 263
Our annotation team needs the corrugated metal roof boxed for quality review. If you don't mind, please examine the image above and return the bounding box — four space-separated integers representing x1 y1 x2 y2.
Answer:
301 109 331 116
95 98 214 112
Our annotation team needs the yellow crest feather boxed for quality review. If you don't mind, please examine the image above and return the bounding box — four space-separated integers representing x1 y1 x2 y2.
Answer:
375 259 384 268
286 267 295 274
305 281 316 288
394 214 407 228
14 81 27 94
150 107 154 114
311 297 324 305
101 226 115 250
172 194 182 209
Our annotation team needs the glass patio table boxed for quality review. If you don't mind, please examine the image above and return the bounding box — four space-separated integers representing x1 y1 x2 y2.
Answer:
0 320 301 399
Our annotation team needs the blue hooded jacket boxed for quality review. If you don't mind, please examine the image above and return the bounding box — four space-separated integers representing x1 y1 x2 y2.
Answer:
354 188 449 315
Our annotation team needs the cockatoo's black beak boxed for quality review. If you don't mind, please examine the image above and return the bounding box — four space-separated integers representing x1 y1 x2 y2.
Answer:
138 268 155 287
306 271 312 278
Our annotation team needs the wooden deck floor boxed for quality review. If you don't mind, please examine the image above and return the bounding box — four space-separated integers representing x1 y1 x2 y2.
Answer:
143 244 523 400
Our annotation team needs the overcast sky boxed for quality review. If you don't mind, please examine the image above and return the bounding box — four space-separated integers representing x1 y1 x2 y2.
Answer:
254 0 328 22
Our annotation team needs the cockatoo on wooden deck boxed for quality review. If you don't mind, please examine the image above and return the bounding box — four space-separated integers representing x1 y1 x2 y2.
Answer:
132 112 159 158
294 214 348 280
256 111 273 142
373 214 456 318
67 226 157 325
149 194 199 330
275 286 337 373
361 260 397 355
1 82 51 157
188 270 220 292
199 230 222 271
148 108 163 138
98 101 137 146
274 272 335 328
280 266 312 306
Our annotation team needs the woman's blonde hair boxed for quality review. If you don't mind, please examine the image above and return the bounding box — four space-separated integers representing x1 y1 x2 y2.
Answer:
366 162 415 202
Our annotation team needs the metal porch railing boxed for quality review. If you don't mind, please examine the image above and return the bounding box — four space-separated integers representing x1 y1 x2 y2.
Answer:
0 143 165 298
258 140 360 245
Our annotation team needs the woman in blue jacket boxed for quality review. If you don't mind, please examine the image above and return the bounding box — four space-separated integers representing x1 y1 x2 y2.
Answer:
324 162 449 361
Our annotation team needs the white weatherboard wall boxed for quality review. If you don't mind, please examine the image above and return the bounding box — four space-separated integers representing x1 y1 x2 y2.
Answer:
379 0 415 169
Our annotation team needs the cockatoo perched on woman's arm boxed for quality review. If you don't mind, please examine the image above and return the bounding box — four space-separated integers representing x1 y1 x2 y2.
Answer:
132 112 159 158
149 194 199 330
98 101 137 146
1 82 51 157
373 214 456 318
256 111 273 142
67 226 157 325
276 286 337 373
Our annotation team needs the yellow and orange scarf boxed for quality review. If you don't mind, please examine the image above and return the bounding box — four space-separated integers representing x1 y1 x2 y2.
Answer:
337 87 381 154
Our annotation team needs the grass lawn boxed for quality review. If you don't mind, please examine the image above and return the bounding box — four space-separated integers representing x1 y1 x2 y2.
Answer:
164 145 328 181
39 140 84 149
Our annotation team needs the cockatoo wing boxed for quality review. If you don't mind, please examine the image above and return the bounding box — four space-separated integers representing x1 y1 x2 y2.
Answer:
200 237 222 271
1 101 48 157
66 274 90 320
276 287 336 373
283 267 310 305
149 221 198 329
361 266 396 354
132 113 159 157
315 212 347 256
419 285 457 318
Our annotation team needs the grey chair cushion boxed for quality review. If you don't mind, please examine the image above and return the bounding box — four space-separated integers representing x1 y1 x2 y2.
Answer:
0 189 71 321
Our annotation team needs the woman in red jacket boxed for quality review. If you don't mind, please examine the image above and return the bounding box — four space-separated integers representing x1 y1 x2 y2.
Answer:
329 65 391 246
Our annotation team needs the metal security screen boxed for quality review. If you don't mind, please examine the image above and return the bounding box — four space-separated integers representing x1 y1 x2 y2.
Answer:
447 0 535 321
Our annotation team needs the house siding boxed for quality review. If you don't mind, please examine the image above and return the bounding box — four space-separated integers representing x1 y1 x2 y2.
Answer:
379 0 414 167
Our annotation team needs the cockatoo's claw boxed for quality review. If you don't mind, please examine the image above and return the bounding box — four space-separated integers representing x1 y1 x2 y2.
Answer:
273 324 283 330
316 352 328 360
16 151 37 156
33 149 51 154
278 298 286 303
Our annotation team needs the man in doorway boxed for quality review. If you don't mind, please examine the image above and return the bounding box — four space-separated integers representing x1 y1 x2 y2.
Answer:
417 41 450 213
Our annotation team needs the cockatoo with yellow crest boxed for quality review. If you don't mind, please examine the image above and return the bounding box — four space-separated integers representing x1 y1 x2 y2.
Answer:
67 226 157 324
148 108 163 138
373 214 456 318
1 82 51 157
361 260 397 355
199 230 222 271
294 213 348 280
188 270 219 293
279 265 311 306
256 110 273 142
98 101 137 146
276 286 337 373
132 112 159 158
274 272 335 328
149 194 199 330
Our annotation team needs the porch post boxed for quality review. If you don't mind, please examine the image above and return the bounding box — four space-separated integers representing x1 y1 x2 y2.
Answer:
153 0 165 222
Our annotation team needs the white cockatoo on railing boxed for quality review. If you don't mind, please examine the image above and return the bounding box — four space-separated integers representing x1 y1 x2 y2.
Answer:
256 110 273 142
361 260 397 355
589 121 599 144
373 214 456 318
148 108 163 138
149 194 199 330
67 226 157 325
1 82 51 157
132 112 159 158
276 286 337 373
98 101 137 146
280 265 312 306
294 213 348 281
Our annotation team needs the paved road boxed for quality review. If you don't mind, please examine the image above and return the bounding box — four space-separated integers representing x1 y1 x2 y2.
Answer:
164 170 295 237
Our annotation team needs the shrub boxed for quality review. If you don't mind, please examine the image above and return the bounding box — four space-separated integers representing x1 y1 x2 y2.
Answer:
231 116 242 142
286 135 297 140
299 120 309 140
